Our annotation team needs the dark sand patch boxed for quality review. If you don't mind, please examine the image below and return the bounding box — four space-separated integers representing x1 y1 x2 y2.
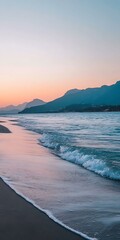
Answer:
0 178 85 240
9 119 17 122
0 124 11 133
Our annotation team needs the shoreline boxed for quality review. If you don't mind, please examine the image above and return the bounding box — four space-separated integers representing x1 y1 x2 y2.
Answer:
3 177 95 240
0 116 119 239
0 122 88 239
0 177 87 240
0 119 95 240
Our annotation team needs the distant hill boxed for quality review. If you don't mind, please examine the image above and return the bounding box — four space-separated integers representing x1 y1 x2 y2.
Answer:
60 104 120 112
64 88 80 96
0 99 45 114
25 99 45 109
20 81 120 114
0 102 27 114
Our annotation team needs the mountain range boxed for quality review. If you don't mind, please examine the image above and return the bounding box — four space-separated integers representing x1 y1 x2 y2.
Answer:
20 80 120 114
0 99 45 114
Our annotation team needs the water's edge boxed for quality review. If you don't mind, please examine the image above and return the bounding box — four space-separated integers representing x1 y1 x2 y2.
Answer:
1 176 97 240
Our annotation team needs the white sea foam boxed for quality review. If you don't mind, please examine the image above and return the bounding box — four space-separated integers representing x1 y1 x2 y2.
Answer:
18 115 120 180
1 176 97 240
60 148 120 180
40 133 120 180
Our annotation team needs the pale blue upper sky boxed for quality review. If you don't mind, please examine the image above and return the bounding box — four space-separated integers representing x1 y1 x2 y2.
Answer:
0 0 120 106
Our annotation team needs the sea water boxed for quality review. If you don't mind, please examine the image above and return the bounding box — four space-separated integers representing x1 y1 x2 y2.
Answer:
0 112 120 239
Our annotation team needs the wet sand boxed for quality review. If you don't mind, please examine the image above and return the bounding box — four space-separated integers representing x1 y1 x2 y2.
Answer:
0 123 85 240
0 178 85 240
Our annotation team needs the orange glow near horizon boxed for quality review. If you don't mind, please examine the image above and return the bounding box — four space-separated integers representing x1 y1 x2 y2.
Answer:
0 75 118 107
0 1 120 107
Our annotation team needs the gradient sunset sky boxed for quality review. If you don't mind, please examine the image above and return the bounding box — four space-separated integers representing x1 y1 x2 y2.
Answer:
0 0 120 107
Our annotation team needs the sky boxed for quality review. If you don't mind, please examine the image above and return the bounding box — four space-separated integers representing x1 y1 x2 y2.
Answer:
0 0 120 107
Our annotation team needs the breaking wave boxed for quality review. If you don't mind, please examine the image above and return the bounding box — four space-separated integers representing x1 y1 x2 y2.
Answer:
40 133 120 181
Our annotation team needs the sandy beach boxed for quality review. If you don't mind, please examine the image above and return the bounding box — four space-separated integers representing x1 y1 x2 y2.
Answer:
1 116 119 240
0 178 85 240
0 124 85 240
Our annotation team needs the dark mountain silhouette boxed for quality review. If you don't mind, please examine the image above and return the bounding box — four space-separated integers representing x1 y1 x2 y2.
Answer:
60 104 120 112
20 80 120 114
64 88 80 96
0 99 45 114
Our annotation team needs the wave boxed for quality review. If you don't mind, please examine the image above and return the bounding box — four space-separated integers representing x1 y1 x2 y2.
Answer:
40 133 120 181
17 117 120 181
1 177 96 240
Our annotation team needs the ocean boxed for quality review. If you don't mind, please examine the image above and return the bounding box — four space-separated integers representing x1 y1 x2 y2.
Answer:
0 112 120 239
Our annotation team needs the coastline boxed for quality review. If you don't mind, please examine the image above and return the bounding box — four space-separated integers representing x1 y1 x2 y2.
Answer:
0 177 86 240
1 115 119 240
0 121 88 240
